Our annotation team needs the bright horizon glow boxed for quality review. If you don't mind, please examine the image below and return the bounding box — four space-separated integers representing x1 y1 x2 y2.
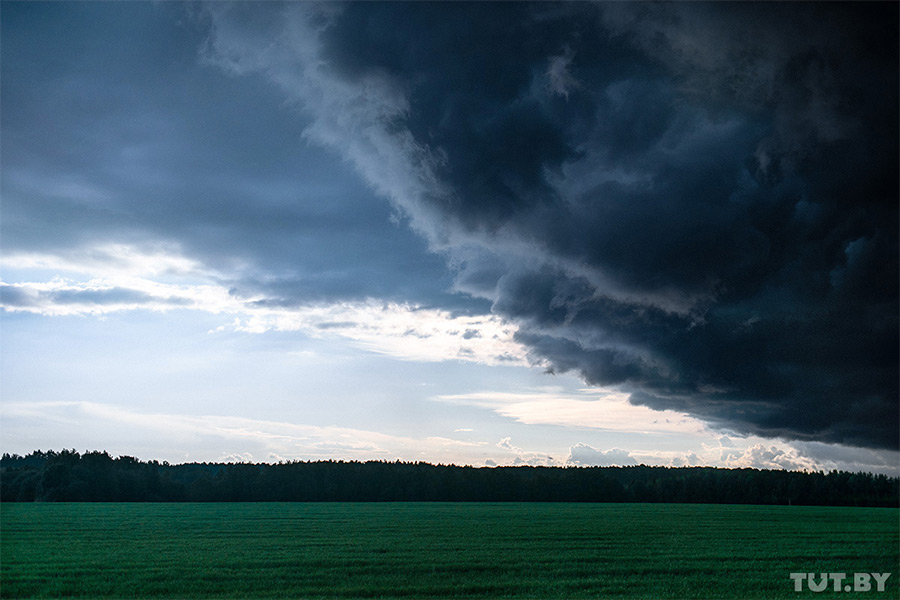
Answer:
5 398 890 475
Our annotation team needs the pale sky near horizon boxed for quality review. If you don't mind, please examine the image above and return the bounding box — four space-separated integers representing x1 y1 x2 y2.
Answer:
2 2 897 475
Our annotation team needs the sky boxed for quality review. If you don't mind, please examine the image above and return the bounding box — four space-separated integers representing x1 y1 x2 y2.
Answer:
1 2 898 475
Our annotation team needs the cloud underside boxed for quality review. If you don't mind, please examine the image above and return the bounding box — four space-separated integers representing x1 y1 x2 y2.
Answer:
198 2 898 450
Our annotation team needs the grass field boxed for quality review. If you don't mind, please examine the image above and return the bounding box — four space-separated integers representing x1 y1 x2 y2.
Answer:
1 503 897 599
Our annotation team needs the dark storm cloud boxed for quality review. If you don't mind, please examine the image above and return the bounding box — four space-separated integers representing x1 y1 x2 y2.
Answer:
203 2 898 449
0 2 471 311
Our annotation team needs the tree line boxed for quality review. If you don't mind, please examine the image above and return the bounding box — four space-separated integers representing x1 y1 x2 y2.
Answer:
1 450 897 506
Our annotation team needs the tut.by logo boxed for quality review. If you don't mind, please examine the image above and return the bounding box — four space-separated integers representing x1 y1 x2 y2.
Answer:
790 573 891 593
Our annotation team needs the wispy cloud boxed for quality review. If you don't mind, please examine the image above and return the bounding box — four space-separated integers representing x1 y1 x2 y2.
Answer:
0 400 489 465
1 246 527 366
435 389 708 435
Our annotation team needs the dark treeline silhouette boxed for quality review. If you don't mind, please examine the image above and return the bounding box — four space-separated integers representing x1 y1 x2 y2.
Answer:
1 450 897 506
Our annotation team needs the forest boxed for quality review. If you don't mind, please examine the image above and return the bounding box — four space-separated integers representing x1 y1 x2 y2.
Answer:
1 450 897 506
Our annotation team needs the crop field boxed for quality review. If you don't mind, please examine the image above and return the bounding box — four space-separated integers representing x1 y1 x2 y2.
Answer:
1 503 897 599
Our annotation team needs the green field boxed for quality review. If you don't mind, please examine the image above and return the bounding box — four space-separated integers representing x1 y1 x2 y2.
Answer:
1 503 897 599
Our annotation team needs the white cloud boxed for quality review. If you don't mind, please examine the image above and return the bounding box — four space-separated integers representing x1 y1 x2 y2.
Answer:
1 246 527 367
1 243 206 280
229 300 527 366
512 454 556 467
221 452 254 464
0 276 234 317
436 388 708 434
496 437 523 453
722 443 817 471
568 443 637 467
492 437 557 466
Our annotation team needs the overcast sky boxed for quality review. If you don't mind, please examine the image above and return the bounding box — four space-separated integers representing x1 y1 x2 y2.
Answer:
2 2 897 474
